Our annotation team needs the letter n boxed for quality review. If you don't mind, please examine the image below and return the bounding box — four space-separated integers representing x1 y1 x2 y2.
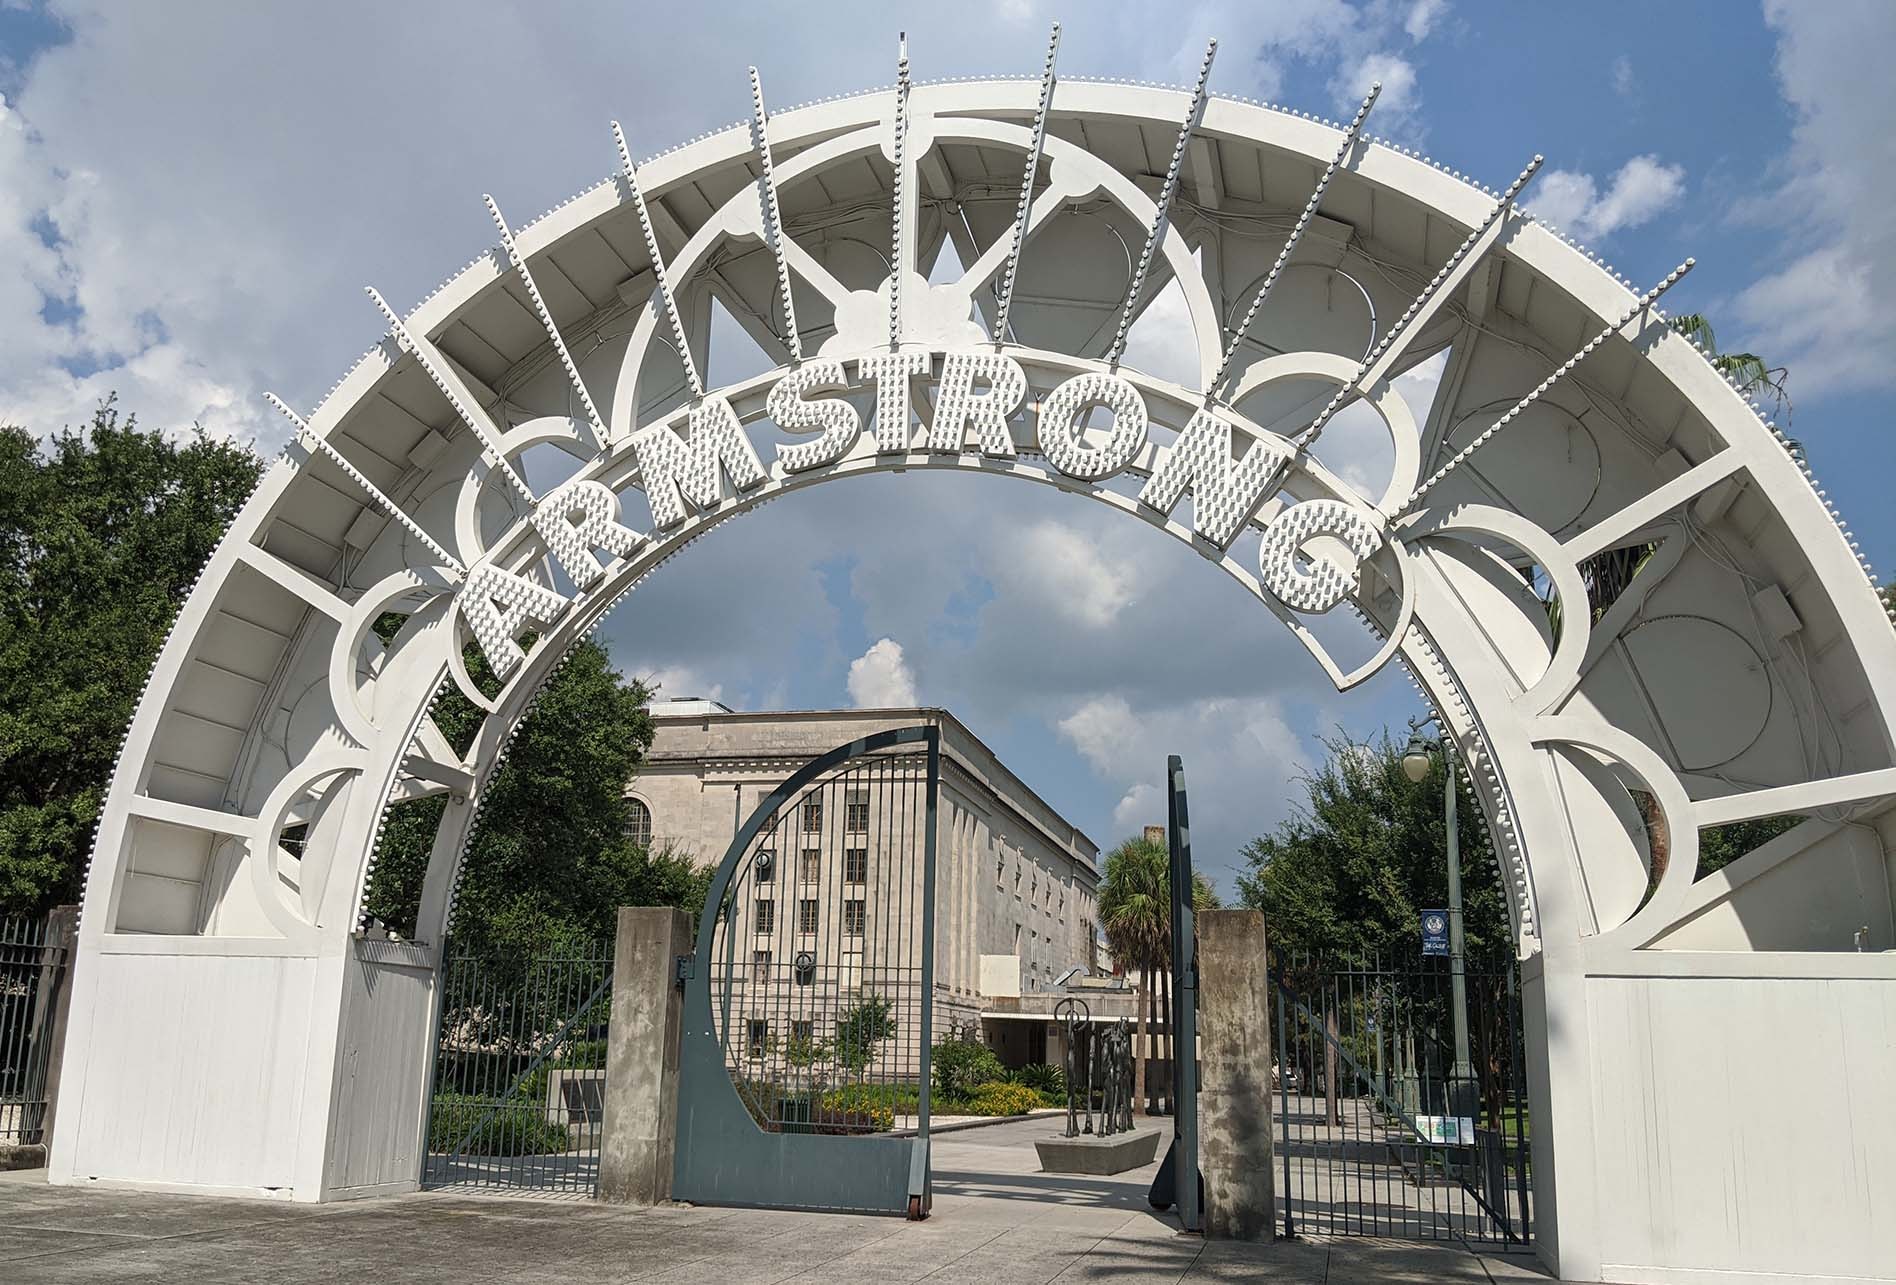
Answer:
1138 408 1293 548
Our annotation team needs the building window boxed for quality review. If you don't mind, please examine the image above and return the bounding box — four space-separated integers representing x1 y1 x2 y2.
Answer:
798 898 820 935
844 900 866 936
792 1019 813 1045
754 899 775 935
801 798 823 833
753 950 772 983
625 797 652 849
845 793 870 834
799 849 821 883
844 849 868 884
747 1020 770 1060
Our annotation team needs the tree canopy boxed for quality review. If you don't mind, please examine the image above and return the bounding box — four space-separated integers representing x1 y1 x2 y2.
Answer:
364 638 708 954
0 403 262 914
1236 731 1511 964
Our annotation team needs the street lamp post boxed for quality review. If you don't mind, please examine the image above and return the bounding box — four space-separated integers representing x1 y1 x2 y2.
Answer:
1403 720 1476 1124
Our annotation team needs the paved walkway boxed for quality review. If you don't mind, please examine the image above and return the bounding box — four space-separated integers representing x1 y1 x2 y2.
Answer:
0 1117 1560 1283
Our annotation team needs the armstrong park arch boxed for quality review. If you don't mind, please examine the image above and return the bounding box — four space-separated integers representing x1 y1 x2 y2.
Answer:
45 27 1896 1284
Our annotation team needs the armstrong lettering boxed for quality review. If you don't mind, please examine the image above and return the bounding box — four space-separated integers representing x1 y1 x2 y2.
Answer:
452 348 1393 690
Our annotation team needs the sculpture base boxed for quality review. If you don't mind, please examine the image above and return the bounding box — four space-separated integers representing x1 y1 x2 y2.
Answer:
1034 1128 1161 1175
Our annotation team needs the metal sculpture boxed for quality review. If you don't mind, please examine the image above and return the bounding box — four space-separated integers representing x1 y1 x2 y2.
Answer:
1093 1018 1134 1138
1055 996 1091 1138
49 23 1896 1281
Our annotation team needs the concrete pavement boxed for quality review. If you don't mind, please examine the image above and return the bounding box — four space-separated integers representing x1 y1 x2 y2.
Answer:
0 1116 1561 1283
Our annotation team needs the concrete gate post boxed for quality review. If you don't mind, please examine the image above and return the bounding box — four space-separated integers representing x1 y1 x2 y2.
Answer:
598 906 690 1204
1196 909 1274 1241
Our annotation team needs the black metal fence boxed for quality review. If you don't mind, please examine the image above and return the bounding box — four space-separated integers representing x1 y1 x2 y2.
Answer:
421 938 614 1196
2 914 71 1149
1272 951 1532 1247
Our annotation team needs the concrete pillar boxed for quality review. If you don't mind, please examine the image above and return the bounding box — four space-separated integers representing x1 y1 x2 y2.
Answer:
597 906 691 1205
1197 909 1274 1241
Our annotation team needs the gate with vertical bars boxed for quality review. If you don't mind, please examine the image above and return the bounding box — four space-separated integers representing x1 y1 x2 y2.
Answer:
1 914 71 1152
421 937 614 1196
1272 951 1533 1248
673 725 940 1217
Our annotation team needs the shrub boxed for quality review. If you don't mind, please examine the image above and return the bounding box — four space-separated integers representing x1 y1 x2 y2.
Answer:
818 1082 910 1132
967 1080 1042 1117
1004 1062 1066 1098
933 1038 1004 1102
428 1094 570 1155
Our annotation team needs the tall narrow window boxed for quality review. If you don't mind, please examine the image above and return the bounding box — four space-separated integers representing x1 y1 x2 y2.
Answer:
747 1019 770 1060
801 798 823 833
845 791 870 834
625 797 652 849
843 900 866 936
798 898 820 935
799 849 821 883
754 899 775 935
752 950 772 983
844 849 868 884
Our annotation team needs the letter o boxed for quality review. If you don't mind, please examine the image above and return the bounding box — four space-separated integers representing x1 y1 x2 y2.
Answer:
1036 371 1150 481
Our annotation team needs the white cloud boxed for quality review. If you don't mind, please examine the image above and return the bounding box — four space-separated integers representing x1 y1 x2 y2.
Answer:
1527 154 1686 242
1732 1 1896 392
1610 54 1635 98
1403 0 1446 43
1332 51 1419 122
1057 692 1312 879
1009 521 1139 628
847 638 919 708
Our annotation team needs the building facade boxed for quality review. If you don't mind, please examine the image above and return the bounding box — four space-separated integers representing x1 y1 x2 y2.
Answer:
631 701 1101 1074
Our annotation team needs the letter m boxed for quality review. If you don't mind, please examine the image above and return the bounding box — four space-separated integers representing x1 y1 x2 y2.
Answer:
630 393 767 529
1137 408 1294 548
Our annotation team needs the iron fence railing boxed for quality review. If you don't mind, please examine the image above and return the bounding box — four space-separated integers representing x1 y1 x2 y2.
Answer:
1272 950 1532 1248
421 938 614 1197
1 914 70 1148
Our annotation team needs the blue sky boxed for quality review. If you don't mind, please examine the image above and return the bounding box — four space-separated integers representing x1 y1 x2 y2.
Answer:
2 2 1890 893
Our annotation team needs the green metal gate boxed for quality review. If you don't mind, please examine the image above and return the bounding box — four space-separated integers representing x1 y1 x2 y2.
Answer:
673 725 940 1217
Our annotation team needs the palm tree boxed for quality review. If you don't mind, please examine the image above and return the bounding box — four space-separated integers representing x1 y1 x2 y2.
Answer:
1099 834 1223 1115
1098 835 1168 1114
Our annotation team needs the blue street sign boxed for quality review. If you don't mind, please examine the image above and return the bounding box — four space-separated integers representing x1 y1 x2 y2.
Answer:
1421 909 1449 956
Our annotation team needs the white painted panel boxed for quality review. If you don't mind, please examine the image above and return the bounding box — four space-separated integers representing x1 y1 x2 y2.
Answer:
1652 825 1894 952
68 951 315 1192
1588 973 1896 1281
324 950 436 1193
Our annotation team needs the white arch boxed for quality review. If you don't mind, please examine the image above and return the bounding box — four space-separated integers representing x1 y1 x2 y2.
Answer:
50 71 1896 1284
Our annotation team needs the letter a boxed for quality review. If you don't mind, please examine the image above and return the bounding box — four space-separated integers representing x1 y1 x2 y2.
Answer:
457 563 572 680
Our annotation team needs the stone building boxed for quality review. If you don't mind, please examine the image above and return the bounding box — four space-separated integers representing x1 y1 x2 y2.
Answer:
629 699 1103 1074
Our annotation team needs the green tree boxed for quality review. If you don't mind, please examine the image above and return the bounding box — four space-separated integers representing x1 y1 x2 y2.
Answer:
364 640 709 954
0 402 262 915
833 992 897 1075
1235 732 1510 965
1096 834 1216 1112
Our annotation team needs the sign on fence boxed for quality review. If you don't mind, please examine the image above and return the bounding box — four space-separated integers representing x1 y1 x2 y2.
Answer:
1420 910 1448 956
1414 1114 1477 1145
